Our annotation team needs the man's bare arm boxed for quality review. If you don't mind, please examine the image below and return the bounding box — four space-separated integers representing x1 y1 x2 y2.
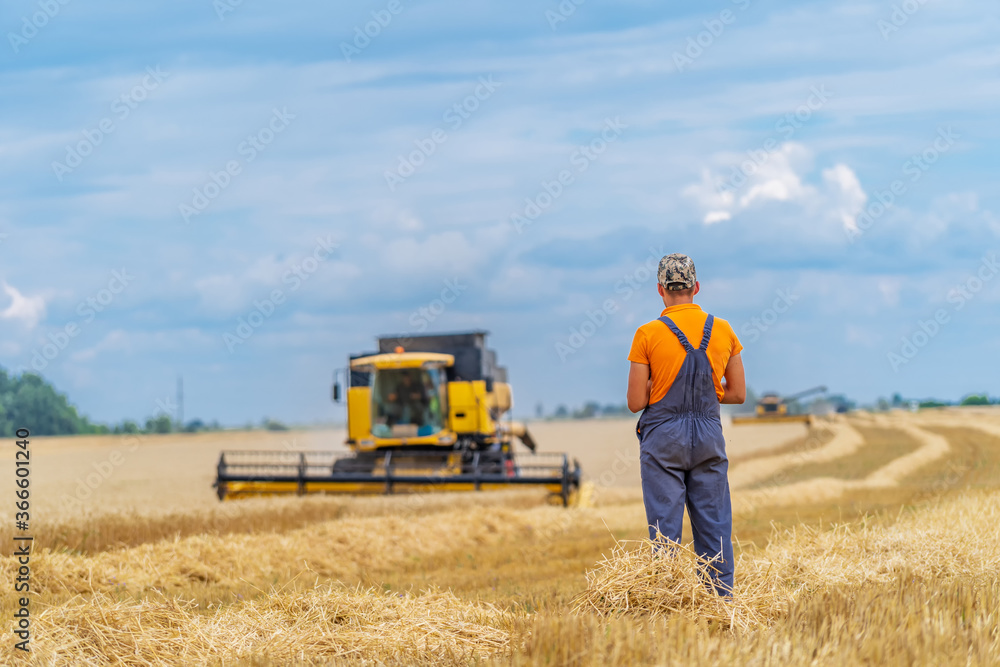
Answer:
627 361 651 413
721 353 746 404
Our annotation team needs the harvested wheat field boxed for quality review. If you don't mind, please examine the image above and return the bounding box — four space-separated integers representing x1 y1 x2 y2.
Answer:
4 409 1000 665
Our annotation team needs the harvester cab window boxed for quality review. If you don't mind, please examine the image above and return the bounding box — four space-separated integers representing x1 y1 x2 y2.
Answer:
371 367 446 438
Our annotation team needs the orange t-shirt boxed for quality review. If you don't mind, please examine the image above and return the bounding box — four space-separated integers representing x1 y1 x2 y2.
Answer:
628 304 742 403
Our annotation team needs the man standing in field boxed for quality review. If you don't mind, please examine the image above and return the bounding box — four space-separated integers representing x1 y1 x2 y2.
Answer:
626 254 746 595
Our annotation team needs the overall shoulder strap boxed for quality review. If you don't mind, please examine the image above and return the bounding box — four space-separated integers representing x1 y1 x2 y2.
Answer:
699 314 715 351
658 316 695 353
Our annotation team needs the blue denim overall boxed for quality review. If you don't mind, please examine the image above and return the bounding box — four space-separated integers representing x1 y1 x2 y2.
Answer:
636 314 734 594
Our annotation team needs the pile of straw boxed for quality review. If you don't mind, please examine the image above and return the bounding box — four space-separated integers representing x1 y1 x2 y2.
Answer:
29 585 522 665
577 490 1000 635
573 538 787 632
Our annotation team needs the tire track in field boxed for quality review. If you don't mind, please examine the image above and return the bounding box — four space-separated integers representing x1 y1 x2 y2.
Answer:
732 421 951 511
728 420 864 491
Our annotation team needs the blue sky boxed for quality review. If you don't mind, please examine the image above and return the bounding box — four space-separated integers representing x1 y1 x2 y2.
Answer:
1 0 998 425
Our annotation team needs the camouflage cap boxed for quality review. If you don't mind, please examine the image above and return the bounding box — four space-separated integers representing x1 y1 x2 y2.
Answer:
657 254 697 291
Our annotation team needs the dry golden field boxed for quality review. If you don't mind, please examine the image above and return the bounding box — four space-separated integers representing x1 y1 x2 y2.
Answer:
2 409 999 665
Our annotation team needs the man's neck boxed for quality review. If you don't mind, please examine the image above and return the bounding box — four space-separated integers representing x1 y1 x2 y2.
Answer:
662 297 695 309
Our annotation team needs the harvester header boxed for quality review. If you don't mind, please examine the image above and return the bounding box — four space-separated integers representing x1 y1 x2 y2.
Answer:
215 330 581 505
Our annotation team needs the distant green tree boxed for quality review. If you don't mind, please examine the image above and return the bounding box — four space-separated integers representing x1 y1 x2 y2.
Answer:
0 372 91 436
572 402 600 419
144 414 174 434
0 365 236 437
121 420 141 434
262 418 289 431
80 420 110 435
960 394 990 406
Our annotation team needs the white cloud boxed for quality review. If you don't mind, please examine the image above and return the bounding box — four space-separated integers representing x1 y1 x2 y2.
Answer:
365 227 504 280
70 328 215 363
0 282 46 329
369 204 425 232
682 168 734 214
822 163 868 233
488 263 562 304
845 324 881 348
683 142 867 237
194 274 246 315
193 249 357 316
877 278 903 307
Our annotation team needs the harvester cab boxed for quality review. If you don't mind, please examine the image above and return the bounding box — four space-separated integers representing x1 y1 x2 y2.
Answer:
214 331 582 505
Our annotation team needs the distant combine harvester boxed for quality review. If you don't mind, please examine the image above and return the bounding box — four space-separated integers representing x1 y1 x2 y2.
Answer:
214 331 582 506
731 386 828 425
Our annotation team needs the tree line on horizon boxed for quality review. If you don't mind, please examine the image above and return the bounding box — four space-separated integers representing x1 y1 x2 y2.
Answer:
540 389 997 420
0 367 995 436
0 368 289 437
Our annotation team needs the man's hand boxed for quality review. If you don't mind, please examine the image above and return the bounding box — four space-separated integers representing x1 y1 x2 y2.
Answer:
721 353 746 404
627 362 651 413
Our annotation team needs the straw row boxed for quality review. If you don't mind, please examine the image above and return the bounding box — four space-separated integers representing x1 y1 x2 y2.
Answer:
23 586 522 666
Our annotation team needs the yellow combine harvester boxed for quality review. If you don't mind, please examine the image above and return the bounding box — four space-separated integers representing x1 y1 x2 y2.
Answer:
214 331 582 505
731 385 827 424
